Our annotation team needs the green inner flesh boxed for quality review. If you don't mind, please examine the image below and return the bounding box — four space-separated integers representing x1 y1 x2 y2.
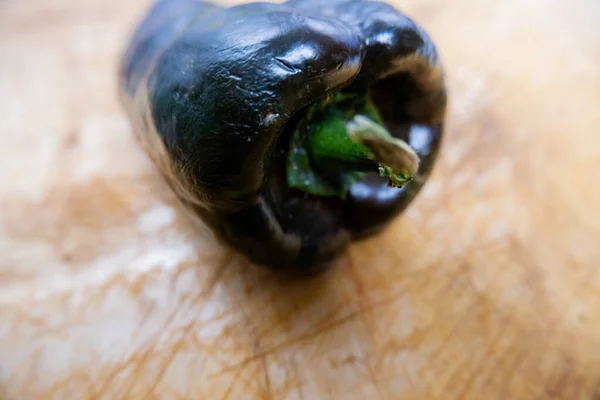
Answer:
286 91 419 199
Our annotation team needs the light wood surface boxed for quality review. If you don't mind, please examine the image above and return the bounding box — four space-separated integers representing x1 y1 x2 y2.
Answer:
1 0 600 398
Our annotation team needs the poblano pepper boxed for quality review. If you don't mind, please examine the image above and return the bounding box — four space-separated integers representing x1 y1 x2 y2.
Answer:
119 0 447 272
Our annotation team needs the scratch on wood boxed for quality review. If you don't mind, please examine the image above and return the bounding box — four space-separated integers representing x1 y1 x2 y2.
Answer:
289 355 305 400
214 285 430 377
451 325 505 400
425 298 479 368
220 360 247 400
138 337 186 399
112 344 158 399
215 310 361 375
260 354 272 400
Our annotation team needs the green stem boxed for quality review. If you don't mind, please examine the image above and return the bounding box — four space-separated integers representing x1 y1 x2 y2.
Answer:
346 115 419 187
286 93 420 198
305 114 377 173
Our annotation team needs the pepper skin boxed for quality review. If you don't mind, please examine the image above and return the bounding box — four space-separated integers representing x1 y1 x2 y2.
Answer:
119 0 447 272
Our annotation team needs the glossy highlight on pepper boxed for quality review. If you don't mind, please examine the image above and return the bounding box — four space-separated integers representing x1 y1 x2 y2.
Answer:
119 0 447 272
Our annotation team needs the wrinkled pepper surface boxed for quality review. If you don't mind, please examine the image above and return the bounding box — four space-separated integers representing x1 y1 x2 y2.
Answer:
119 0 447 272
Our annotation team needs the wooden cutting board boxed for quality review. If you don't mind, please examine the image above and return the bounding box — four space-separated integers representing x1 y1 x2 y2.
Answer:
1 0 599 398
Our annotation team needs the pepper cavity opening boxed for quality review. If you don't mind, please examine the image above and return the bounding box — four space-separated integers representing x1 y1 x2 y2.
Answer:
286 89 420 199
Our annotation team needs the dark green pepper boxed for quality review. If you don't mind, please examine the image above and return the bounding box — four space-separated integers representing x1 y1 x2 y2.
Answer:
119 0 447 272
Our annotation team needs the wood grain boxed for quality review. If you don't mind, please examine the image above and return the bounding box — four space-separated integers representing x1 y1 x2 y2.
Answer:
1 0 599 398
